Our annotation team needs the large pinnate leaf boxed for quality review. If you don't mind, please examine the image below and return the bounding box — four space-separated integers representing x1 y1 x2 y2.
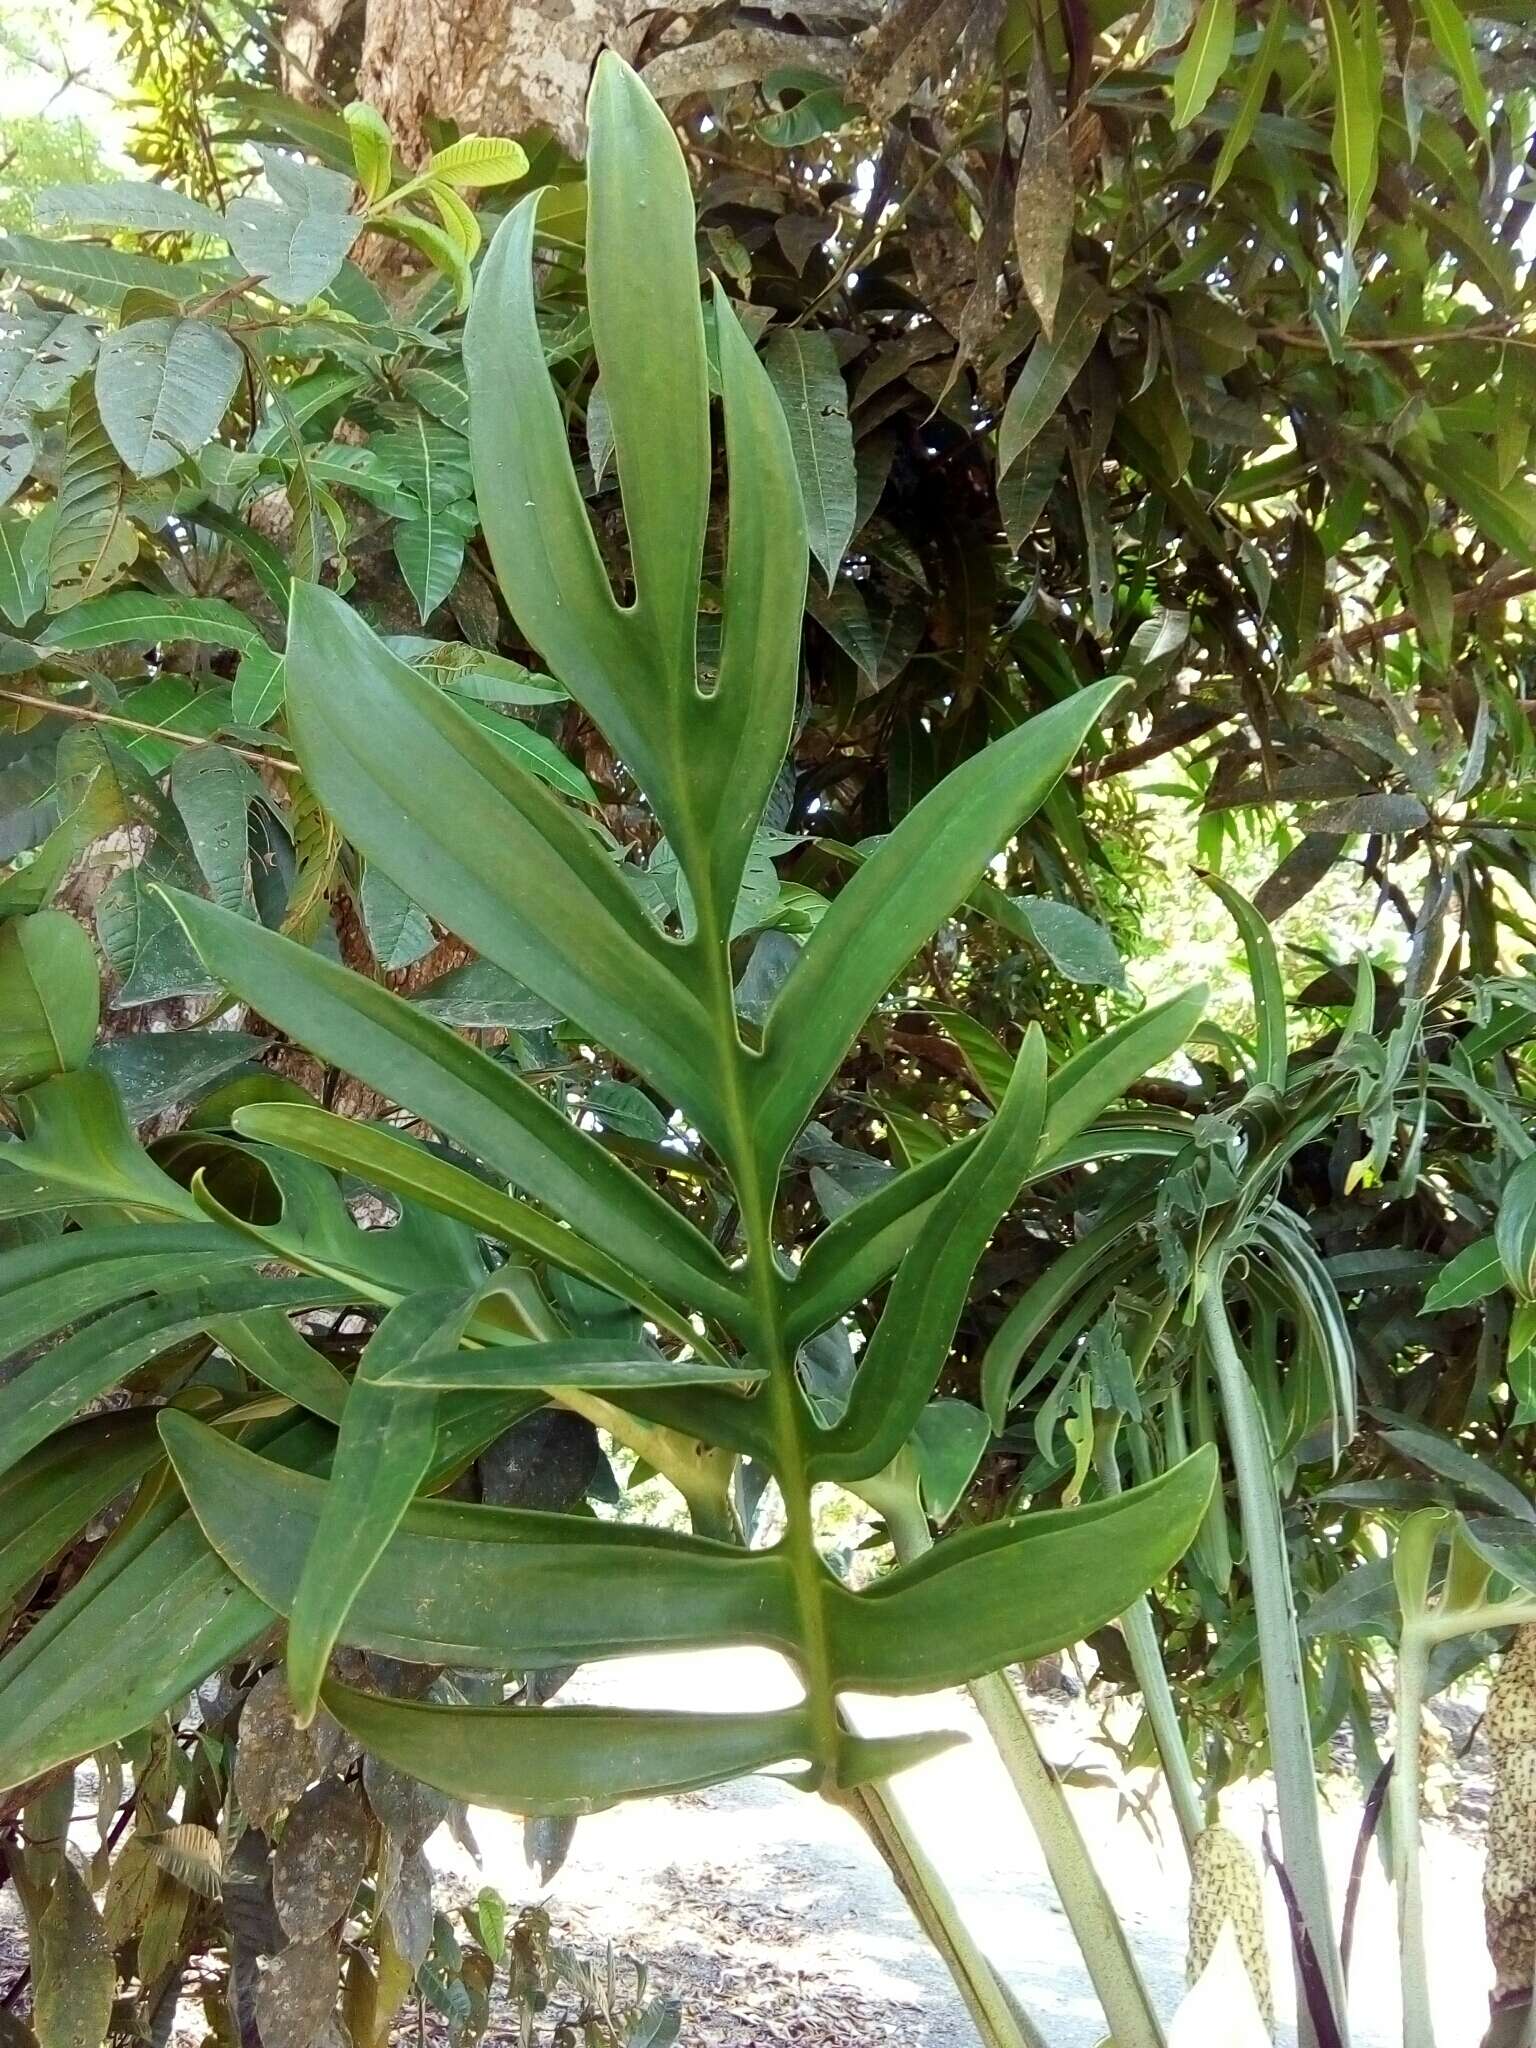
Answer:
466 55 805 933
164 1409 1213 1805
0 58 1223 1839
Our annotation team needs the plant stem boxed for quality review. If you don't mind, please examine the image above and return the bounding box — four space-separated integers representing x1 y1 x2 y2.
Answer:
701 914 843 1777
1094 1439 1204 1852
1199 1280 1349 2048
884 1500 1167 2048
1390 1623 1433 2048
848 1764 1048 2048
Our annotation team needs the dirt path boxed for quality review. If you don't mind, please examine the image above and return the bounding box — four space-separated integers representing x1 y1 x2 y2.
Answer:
432 1647 1491 2047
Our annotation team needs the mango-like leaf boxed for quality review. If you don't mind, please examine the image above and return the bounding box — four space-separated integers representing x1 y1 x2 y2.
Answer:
997 270 1109 477
426 135 529 187
1013 45 1072 338
762 329 855 590
1210 2 1289 194
94 317 242 478
46 381 138 609
1422 1237 1501 1313
1171 0 1235 127
0 909 99 1090
1418 0 1488 135
1321 0 1378 249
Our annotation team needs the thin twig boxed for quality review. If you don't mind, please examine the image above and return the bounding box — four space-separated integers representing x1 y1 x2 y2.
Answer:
1263 323 1536 354
0 690 299 774
1304 569 1536 670
1080 569 1536 782
1340 1755 1394 1981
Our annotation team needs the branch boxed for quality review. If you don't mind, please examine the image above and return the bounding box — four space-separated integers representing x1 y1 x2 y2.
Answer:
1082 569 1536 782
1302 568 1536 671
643 30 859 99
0 690 299 775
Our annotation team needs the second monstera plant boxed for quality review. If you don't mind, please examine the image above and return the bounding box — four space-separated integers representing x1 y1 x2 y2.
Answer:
0 57 1213 1861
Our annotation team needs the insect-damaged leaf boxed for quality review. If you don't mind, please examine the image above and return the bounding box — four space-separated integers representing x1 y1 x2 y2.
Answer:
1013 46 1072 338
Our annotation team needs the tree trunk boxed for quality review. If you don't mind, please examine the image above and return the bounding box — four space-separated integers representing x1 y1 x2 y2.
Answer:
353 0 641 158
276 0 867 159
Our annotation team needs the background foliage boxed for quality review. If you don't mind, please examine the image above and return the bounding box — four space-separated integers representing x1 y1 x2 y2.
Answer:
2 3 1536 2045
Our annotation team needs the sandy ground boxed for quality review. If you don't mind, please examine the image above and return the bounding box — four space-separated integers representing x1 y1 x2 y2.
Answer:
428 1647 1492 2047
0 1648 1492 2045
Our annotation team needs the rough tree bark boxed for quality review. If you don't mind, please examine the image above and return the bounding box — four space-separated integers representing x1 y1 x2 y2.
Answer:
355 0 642 157
278 0 869 158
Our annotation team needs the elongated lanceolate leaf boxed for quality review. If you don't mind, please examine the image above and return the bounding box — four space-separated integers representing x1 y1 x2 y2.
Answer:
285 1291 479 1721
755 679 1124 1166
231 1101 721 1356
324 1682 820 1817
0 1272 354 1479
830 1447 1217 1689
1171 0 1235 127
282 583 724 1143
762 329 855 590
1202 875 1286 1092
997 271 1109 477
0 1408 167 1607
814 1029 1048 1480
161 888 741 1325
162 1411 799 1669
